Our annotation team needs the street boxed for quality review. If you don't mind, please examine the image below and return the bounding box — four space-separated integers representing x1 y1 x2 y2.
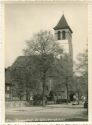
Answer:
5 103 88 122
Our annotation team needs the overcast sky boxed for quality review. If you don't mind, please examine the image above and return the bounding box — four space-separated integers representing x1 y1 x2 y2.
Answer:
5 2 88 67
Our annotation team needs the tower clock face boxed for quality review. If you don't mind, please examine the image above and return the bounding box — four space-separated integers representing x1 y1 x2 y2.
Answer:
56 40 69 54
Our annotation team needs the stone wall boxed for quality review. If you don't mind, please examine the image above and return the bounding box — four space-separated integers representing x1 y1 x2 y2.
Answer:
5 101 31 108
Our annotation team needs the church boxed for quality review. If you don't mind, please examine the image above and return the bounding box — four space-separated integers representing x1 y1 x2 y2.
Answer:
47 14 73 102
5 14 73 102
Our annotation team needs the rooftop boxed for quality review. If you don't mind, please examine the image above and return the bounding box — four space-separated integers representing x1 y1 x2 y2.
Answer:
53 15 73 33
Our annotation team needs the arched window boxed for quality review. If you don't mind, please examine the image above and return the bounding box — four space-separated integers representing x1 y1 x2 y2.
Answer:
57 31 61 40
62 31 66 40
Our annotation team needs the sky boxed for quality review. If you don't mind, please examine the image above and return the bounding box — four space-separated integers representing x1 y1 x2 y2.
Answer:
5 2 88 67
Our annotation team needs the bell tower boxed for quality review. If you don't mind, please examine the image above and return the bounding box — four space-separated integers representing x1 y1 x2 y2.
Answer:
53 14 73 67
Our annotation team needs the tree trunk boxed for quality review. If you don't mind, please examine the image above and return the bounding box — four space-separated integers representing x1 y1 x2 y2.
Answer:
10 86 13 101
87 88 88 114
77 91 80 105
42 72 46 106
66 83 68 104
66 77 68 104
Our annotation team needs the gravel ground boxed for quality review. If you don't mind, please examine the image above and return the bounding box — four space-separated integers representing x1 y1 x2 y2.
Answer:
5 103 88 122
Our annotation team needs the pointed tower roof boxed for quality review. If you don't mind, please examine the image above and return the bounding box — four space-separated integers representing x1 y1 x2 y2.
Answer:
53 15 73 33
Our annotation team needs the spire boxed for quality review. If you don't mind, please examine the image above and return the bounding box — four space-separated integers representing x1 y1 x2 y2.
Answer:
53 15 73 33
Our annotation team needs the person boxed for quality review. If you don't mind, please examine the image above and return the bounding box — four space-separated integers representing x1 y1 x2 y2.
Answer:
54 95 57 104
76 94 79 105
30 95 33 105
72 94 76 105
44 96 47 104
81 96 86 104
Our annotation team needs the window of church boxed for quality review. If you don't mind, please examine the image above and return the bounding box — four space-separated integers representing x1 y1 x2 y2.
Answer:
57 31 61 40
62 31 66 40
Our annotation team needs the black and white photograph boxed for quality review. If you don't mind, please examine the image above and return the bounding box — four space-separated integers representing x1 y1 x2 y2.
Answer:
5 1 88 122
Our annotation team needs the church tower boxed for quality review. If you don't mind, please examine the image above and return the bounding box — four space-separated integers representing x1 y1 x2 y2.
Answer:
53 15 73 63
53 15 73 101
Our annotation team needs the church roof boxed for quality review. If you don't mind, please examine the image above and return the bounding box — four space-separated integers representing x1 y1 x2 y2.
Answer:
5 67 12 85
11 56 30 69
10 55 56 77
53 15 73 33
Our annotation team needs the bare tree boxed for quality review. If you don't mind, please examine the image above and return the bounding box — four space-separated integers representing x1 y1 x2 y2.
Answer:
76 48 88 98
23 30 63 106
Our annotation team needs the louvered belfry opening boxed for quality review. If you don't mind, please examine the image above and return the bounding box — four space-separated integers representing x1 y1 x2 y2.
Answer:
57 31 61 40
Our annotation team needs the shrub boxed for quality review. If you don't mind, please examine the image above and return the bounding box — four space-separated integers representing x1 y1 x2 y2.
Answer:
33 94 42 105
